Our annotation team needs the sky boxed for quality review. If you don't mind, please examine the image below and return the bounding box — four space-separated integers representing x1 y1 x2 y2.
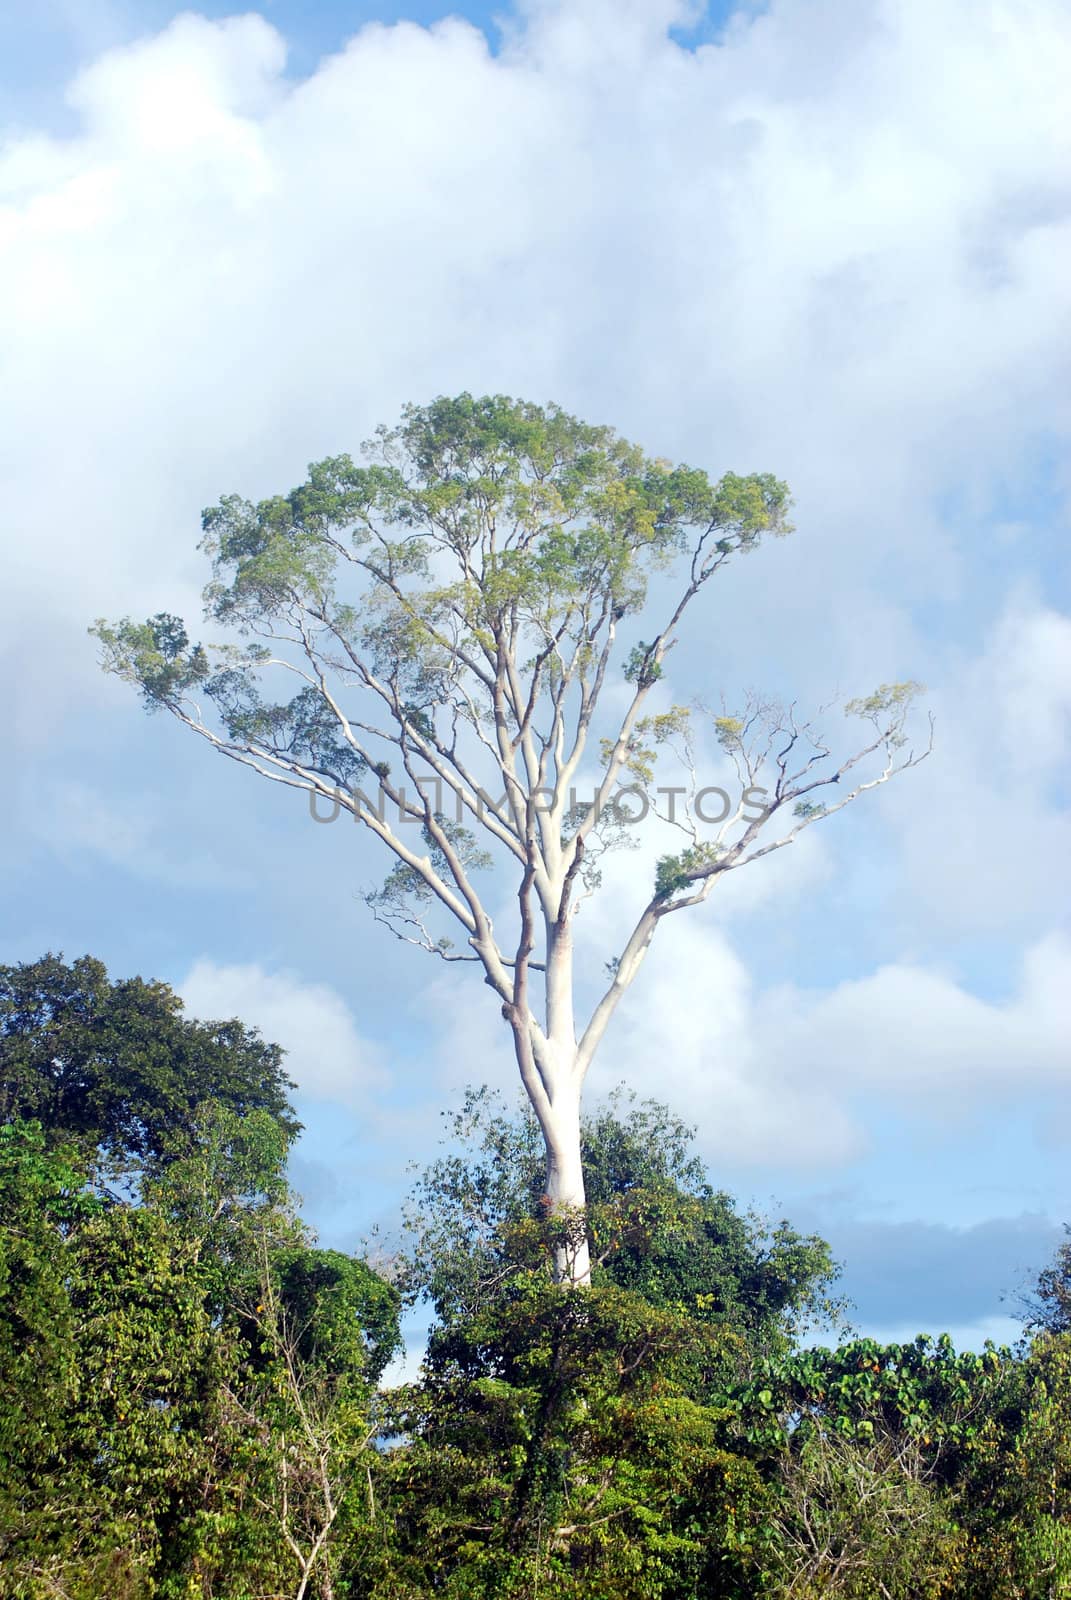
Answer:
2 0 1069 1364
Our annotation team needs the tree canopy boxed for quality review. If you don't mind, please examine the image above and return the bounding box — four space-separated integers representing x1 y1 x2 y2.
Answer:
3 960 1070 1598
0 952 299 1181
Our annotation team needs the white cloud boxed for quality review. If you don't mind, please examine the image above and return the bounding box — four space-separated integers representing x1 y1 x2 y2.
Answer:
992 602 1071 778
590 916 868 1168
180 958 388 1107
767 932 1071 1102
2 0 1068 697
67 11 285 153
578 909 1071 1167
880 596 1071 938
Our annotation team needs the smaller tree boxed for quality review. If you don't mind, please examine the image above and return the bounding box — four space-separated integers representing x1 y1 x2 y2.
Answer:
0 1115 245 1597
0 1103 401 1600
0 1123 101 1586
732 1333 1034 1600
0 952 299 1184
766 1423 967 1600
952 1333 1071 1600
222 1233 400 1600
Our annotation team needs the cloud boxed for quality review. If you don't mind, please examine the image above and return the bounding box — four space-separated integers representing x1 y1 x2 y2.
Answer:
180 958 388 1108
878 596 1071 940
585 912 861 1166
768 933 1071 1103
3 0 1069 718
991 603 1071 776
577 906 1071 1167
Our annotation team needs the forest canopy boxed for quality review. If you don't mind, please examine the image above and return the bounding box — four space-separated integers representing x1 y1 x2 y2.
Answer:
2 953 1070 1599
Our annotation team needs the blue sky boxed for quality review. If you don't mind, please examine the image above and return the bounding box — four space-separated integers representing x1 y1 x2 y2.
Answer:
2 0 1069 1364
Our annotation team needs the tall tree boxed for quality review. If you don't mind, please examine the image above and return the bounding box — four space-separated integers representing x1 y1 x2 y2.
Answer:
94 394 928 1282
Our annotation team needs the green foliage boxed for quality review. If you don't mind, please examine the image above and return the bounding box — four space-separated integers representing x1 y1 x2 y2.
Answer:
791 800 825 820
952 1332 1071 1598
0 1118 237 1594
736 1333 1011 1455
844 680 924 720
6 974 1071 1600
0 952 299 1183
654 841 724 900
0 973 398 1600
214 673 376 787
714 715 745 751
0 1103 401 1599
262 1244 403 1386
623 641 664 688
844 680 924 748
90 612 209 710
729 1332 1071 1600
599 706 692 787
379 1275 767 1599
0 1124 93 1567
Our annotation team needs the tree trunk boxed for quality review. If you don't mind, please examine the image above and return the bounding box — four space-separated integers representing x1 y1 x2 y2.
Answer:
539 1079 591 1287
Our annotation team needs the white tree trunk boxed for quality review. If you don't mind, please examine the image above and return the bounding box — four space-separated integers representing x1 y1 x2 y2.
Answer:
539 1076 591 1286
528 917 592 1286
